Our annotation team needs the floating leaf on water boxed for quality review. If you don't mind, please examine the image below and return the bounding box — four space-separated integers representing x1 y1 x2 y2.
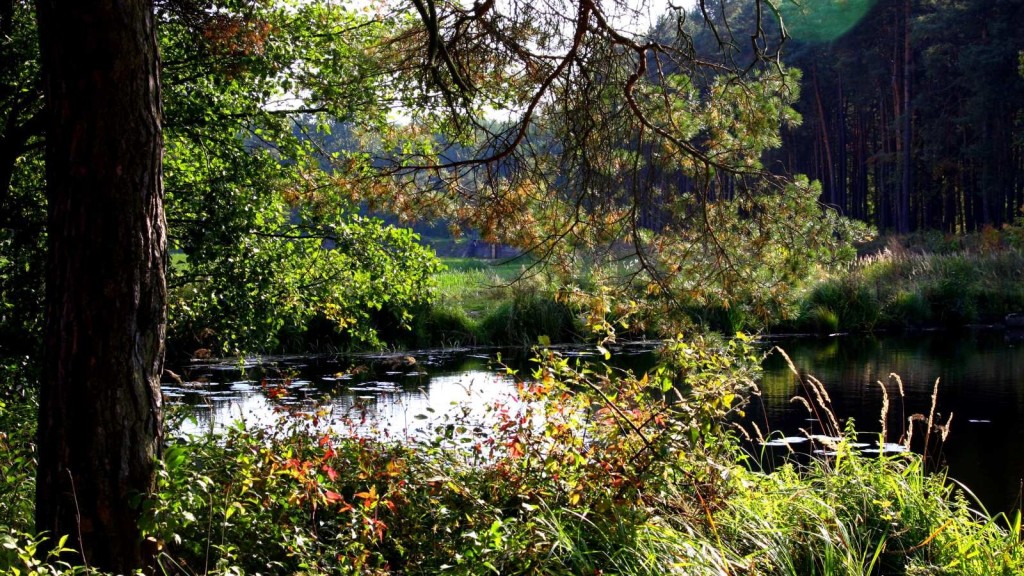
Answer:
863 443 908 454
809 435 843 444
762 436 808 447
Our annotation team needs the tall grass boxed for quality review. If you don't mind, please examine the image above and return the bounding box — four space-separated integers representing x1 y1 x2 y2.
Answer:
717 449 1024 575
722 348 1023 575
793 247 1024 333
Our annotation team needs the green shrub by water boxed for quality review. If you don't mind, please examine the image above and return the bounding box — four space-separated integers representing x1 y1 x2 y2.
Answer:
409 258 580 347
792 247 1024 333
477 291 578 345
798 277 880 332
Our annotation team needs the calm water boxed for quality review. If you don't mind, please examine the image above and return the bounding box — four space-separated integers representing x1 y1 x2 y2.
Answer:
754 330 1024 515
165 331 1024 513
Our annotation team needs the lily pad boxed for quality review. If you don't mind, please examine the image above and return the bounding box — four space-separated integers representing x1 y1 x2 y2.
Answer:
762 436 808 447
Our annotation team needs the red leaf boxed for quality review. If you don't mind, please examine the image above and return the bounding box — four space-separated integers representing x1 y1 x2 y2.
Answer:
322 464 339 482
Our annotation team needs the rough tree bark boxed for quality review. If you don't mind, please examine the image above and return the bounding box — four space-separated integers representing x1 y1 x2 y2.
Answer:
35 0 166 572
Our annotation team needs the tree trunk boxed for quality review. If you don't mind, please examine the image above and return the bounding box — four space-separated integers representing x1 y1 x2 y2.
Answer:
899 0 912 233
35 0 165 572
811 66 836 207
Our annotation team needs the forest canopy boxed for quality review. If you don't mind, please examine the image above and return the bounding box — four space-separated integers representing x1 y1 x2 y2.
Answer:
2 0 1022 355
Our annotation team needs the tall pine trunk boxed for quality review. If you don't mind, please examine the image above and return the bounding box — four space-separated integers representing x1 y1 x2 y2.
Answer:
35 0 166 572
899 0 913 233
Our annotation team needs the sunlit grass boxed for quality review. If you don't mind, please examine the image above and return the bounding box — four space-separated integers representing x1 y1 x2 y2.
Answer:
434 257 537 321
794 247 1024 332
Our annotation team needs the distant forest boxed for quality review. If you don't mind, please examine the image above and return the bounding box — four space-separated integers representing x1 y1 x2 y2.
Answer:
308 0 1023 238
765 0 1024 233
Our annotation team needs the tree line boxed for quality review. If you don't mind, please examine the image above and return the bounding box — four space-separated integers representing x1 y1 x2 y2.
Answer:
770 0 1024 233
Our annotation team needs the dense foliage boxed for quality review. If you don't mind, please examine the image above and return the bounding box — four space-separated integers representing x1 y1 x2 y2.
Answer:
0 1 444 357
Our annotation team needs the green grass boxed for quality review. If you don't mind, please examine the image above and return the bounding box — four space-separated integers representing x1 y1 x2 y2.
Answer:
434 257 536 317
788 246 1024 333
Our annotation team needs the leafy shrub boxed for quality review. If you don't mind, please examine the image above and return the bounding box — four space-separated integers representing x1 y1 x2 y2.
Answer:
409 304 479 348
799 278 879 332
798 304 841 333
478 291 578 345
0 360 36 533
143 336 760 574
882 291 932 328
0 531 82 575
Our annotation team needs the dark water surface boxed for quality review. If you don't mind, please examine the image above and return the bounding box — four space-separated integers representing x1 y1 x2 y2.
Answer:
755 330 1024 515
165 331 1024 514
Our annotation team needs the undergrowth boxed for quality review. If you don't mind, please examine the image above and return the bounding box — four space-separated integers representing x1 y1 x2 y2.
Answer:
790 244 1024 333
2 337 1023 574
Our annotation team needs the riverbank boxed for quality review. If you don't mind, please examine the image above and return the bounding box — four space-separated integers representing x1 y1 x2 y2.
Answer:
159 233 1024 358
783 244 1024 334
409 237 1024 345
2 338 1022 574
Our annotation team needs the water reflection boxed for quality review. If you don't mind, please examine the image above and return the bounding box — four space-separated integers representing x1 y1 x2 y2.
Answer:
755 330 1024 514
167 351 524 440
165 333 1024 514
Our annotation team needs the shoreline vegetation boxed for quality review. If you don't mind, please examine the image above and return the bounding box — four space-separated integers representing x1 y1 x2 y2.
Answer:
3 336 1024 574
386 231 1024 354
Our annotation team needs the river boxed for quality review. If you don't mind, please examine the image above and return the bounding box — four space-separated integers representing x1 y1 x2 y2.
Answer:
164 330 1024 514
